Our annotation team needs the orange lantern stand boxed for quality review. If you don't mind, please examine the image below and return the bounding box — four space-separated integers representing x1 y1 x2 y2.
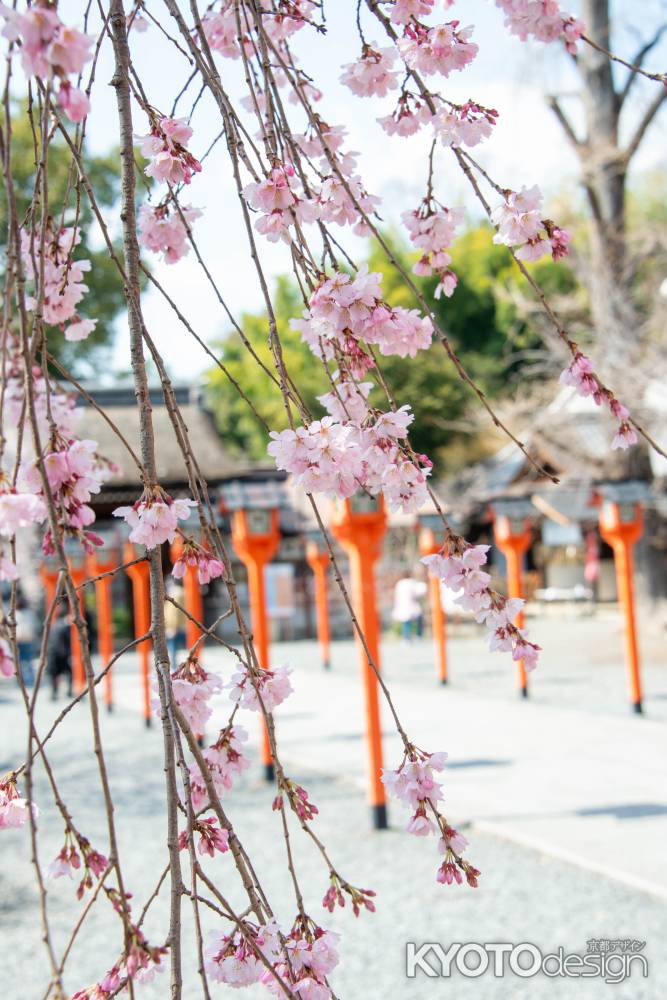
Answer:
124 541 152 726
170 536 204 655
599 500 644 714
40 564 59 610
306 537 332 670
231 508 281 781
86 550 117 712
493 513 533 699
418 520 448 685
330 495 388 830
68 562 87 695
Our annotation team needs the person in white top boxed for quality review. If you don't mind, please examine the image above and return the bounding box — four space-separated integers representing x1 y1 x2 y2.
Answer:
392 573 427 641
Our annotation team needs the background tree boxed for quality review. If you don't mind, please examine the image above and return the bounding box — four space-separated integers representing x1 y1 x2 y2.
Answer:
206 226 579 472
0 103 125 373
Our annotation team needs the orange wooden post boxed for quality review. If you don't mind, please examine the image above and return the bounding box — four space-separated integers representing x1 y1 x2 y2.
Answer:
170 537 204 654
124 541 152 727
306 539 331 670
231 508 281 780
599 501 644 714
40 565 59 612
493 515 532 699
418 524 448 685
86 551 117 712
330 496 388 830
66 563 87 695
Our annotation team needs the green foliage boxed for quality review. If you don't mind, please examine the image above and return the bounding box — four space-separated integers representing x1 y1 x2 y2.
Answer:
205 225 580 473
0 103 125 373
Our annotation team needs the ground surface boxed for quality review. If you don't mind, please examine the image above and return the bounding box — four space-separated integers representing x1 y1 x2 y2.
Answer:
1 610 666 999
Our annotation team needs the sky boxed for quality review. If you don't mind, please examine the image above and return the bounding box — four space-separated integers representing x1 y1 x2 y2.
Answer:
55 0 667 382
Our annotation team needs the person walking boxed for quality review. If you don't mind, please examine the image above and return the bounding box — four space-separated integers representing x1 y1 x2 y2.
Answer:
46 608 72 700
15 590 36 688
392 572 427 641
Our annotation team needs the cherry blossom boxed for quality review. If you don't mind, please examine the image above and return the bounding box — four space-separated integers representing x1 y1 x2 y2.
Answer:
113 490 196 548
140 116 202 186
389 0 454 25
422 542 541 668
0 486 46 538
188 725 250 810
153 656 222 733
0 4 93 83
492 185 570 262
397 21 478 78
433 99 498 148
204 919 281 987
403 201 464 297
21 223 94 336
178 817 229 857
57 81 90 122
322 876 376 916
244 162 320 243
172 538 224 585
378 93 432 136
0 776 36 829
262 920 340 999
0 554 18 582
560 351 638 450
228 663 293 712
138 202 202 264
495 0 584 53
0 638 13 678
340 45 399 98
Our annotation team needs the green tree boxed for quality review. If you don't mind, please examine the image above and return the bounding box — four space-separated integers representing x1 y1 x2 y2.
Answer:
0 103 125 374
206 225 579 472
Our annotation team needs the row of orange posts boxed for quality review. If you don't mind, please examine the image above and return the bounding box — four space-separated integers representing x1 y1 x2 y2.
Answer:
39 486 646 833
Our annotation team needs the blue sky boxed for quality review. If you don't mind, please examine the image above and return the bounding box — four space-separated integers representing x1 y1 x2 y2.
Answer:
55 0 667 380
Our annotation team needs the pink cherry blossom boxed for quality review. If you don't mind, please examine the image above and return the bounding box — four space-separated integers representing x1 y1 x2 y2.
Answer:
0 776 36 829
205 919 281 987
0 554 17 582
153 656 222 732
382 749 447 812
340 45 399 98
403 201 464 297
113 491 196 548
492 185 570 262
21 224 92 328
138 202 201 263
188 725 250 810
390 0 453 25
65 318 97 342
228 663 293 712
261 923 340 998
0 5 93 80
57 82 90 122
179 817 230 857
0 638 13 678
495 0 584 53
172 540 224 585
398 21 478 77
141 117 202 186
0 487 46 538
433 99 498 147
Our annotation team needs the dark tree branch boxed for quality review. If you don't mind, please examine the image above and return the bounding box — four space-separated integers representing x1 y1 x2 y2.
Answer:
619 23 667 106
547 95 584 148
624 86 667 163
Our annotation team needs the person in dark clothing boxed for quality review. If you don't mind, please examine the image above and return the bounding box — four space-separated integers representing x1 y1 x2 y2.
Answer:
47 612 72 700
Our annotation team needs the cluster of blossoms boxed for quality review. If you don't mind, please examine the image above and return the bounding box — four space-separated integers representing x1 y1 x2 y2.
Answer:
172 537 225 584
188 725 250 810
492 185 570 262
403 200 464 297
20 437 112 554
340 44 399 97
202 0 316 58
495 0 584 53
382 748 480 886
153 656 222 733
72 921 168 997
273 778 319 822
397 20 478 77
140 115 202 186
21 224 96 342
291 267 433 362
113 489 195 549
0 637 14 677
205 916 339 998
228 663 293 712
322 875 376 917
47 831 108 899
268 268 436 511
433 98 498 148
178 816 230 857
388 0 455 25
559 351 637 450
378 92 431 137
0 481 45 540
138 202 202 265
244 151 379 244
0 776 34 828
422 542 541 670
0 3 92 121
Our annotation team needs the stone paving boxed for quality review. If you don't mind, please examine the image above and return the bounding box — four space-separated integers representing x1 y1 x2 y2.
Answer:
1 611 666 999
